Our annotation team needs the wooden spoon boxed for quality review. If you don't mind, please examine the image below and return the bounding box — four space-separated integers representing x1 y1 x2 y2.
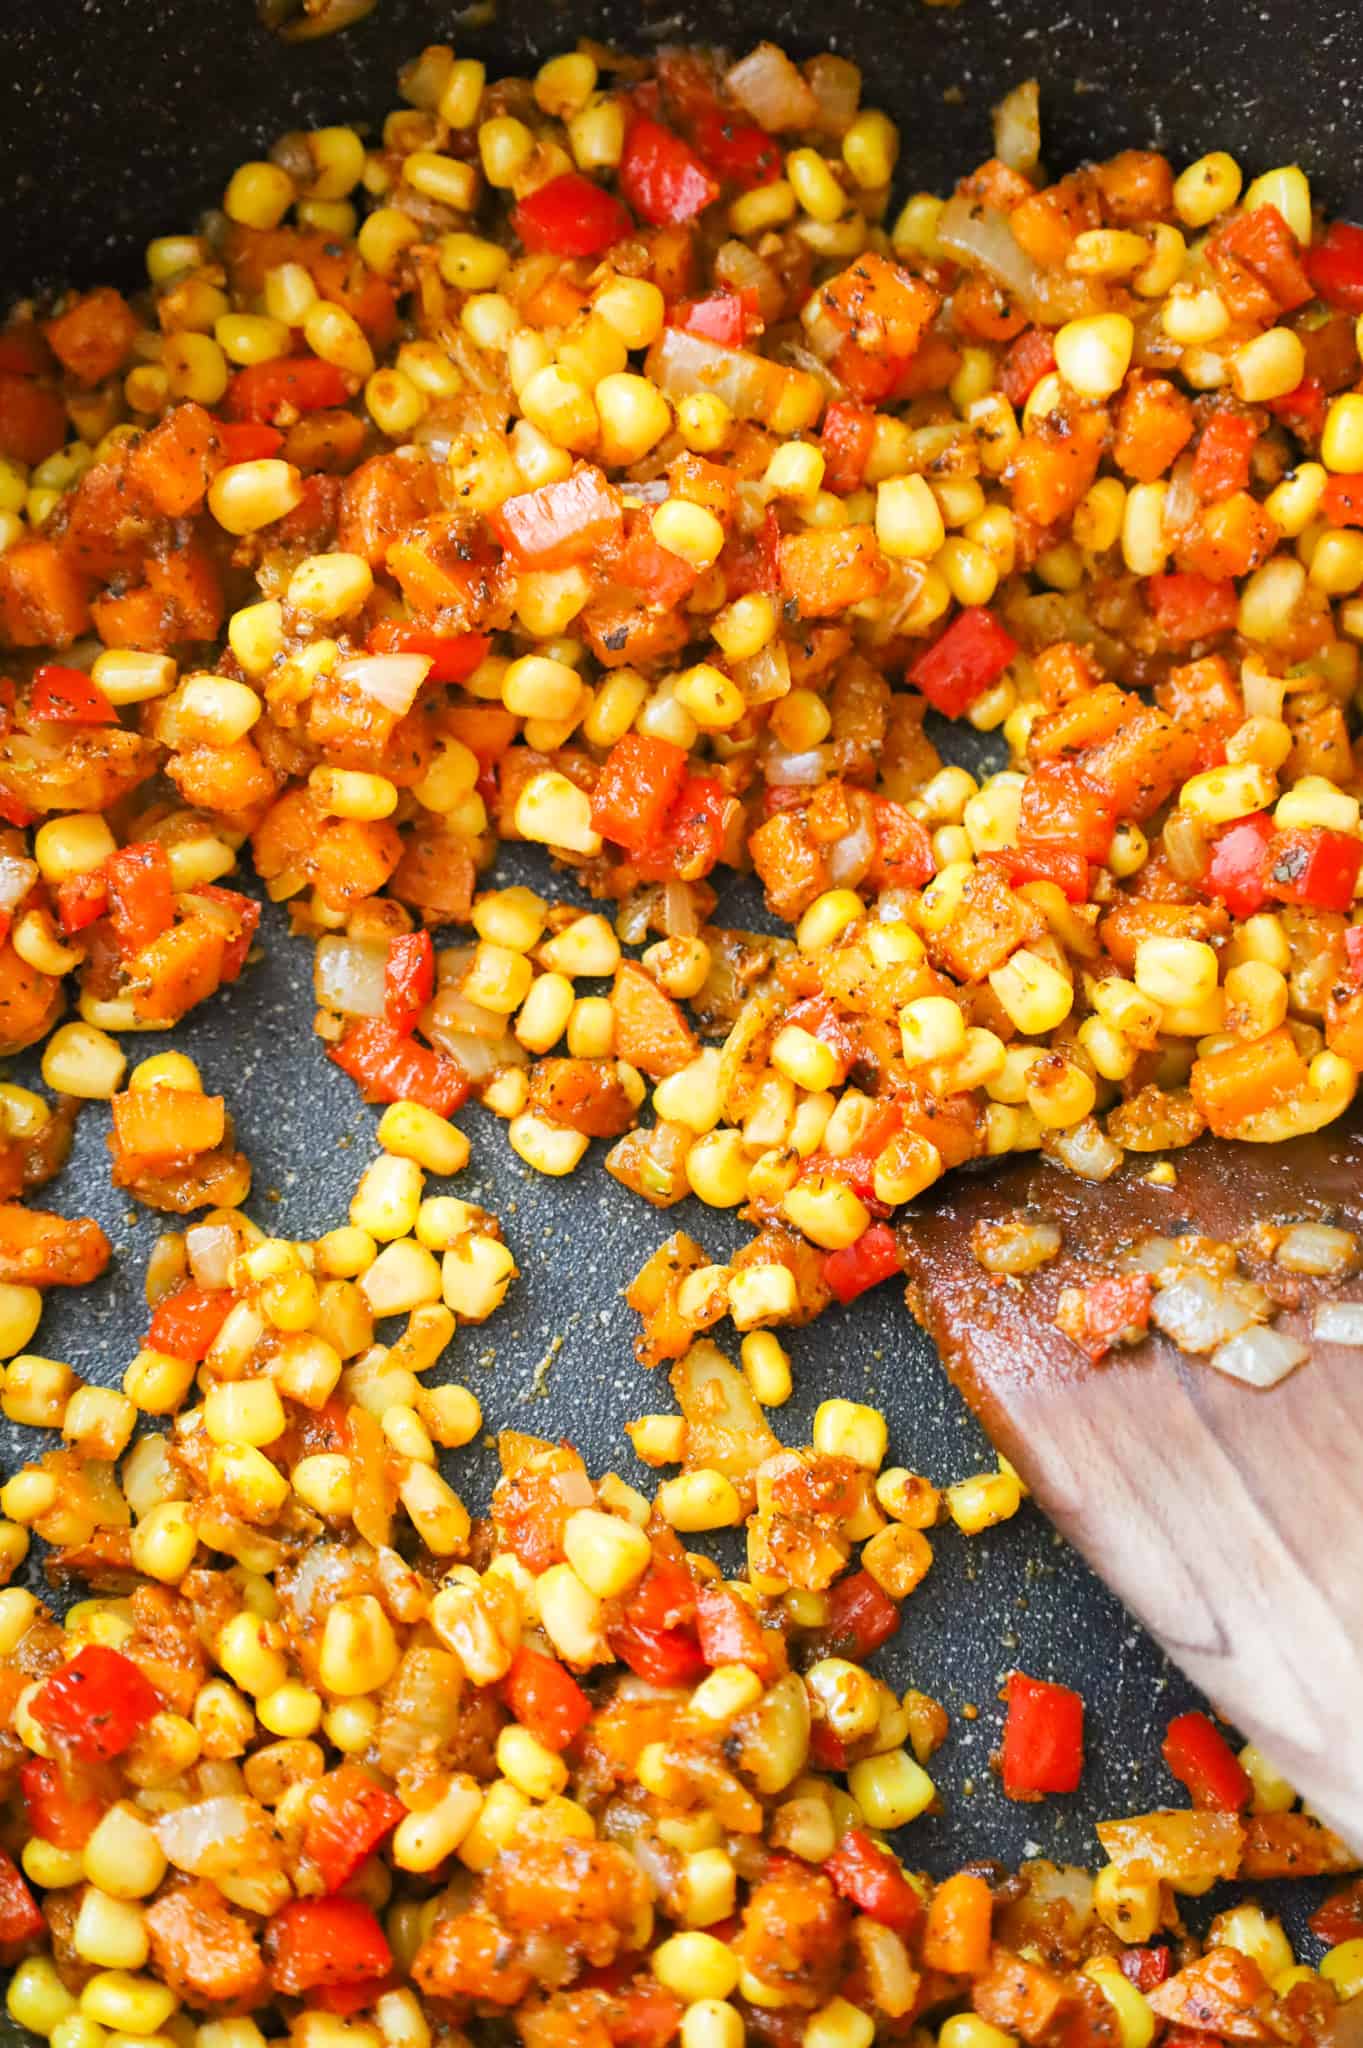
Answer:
898 1111 1363 1850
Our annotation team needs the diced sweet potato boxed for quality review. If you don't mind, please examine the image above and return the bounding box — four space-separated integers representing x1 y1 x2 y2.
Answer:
750 810 832 921
144 1882 269 2013
0 372 67 467
0 1203 111 1286
44 287 141 386
528 1058 638 1138
0 539 92 647
779 525 887 617
611 960 698 1078
110 1088 226 1169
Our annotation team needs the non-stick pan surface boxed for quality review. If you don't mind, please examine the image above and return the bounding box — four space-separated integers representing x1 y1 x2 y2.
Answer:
1 1 1359 2008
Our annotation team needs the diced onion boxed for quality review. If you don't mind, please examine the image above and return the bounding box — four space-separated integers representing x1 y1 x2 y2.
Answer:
0 852 37 913
672 1337 781 1483
936 196 1094 325
725 43 819 132
1274 1222 1358 1277
650 327 778 421
314 935 389 1018
426 985 516 1046
1164 453 1198 537
827 814 876 888
734 639 791 707
1312 1300 1363 1346
1045 1119 1123 1182
185 1221 238 1291
992 78 1041 173
1150 1272 1260 1354
805 52 862 136
1208 1323 1309 1388
337 652 431 717
423 1017 526 1082
1119 1236 1185 1276
974 1218 1062 1275
714 239 782 323
157 1796 264 1876
764 743 826 786
662 881 700 939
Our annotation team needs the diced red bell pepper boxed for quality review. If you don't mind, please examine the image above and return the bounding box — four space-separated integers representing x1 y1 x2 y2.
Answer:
224 356 350 422
0 791 35 829
267 1897 394 1995
1307 221 1363 311
620 114 720 226
1346 926 1363 984
56 868 110 935
824 1102 903 1207
908 606 1019 718
1323 474 1363 528
609 1560 706 1687
1148 572 1239 645
591 735 690 858
0 1848 43 1948
1192 411 1259 501
826 1828 924 1937
302 1765 405 1895
192 884 260 982
722 504 781 598
998 326 1057 408
0 328 52 376
106 841 175 960
869 796 935 891
384 928 435 1037
1001 1672 1085 1798
834 337 911 404
1119 1948 1173 1993
695 1580 772 1674
1266 374 1327 439
503 1645 593 1752
671 290 758 348
1203 811 1274 919
810 1723 849 1770
31 1644 161 1760
821 401 877 496
512 173 634 257
990 843 1090 903
1059 1273 1152 1362
1161 1710 1253 1810
1267 826 1363 913
147 1281 234 1362
632 775 730 883
823 1223 902 1305
216 421 285 463
366 619 490 685
602 1977 685 2048
1310 1883 1363 1946
20 1756 106 1848
1018 761 1118 863
331 1019 469 1117
29 662 116 725
1208 205 1313 313
692 108 782 190
822 1568 901 1659
492 468 622 569
309 1976 396 2017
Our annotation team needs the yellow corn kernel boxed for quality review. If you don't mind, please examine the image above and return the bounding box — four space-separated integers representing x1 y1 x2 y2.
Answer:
562 1507 652 1598
652 499 726 570
781 1175 870 1251
946 1470 1023 1534
898 995 966 1068
42 1022 126 1100
876 473 945 561
472 885 547 952
1211 1905 1294 1983
1321 1941 1363 2000
203 1380 286 1450
595 372 671 466
360 1239 444 1317
1122 480 1169 576
1238 1741 1296 1813
1322 393 1363 473
848 1748 935 1829
730 179 797 236
1242 164 1311 243
653 1931 740 2003
207 459 303 535
350 1155 423 1241
1093 1862 1161 1942
79 1974 177 2036
675 389 735 454
1133 936 1219 1009
1230 327 1306 404
989 950 1073 1035
1053 313 1134 399
672 661 744 730
1180 761 1276 825
507 1110 589 1178
515 769 602 854
1174 150 1242 226
441 1233 517 1320
684 1131 750 1212
1083 1959 1155 2048
656 1470 743 1533
319 1595 399 1696
812 1397 887 1471
9 1957 79 2036
680 2002 744 2048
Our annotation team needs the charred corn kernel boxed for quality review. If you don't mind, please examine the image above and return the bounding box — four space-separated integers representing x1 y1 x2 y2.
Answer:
1093 1862 1161 1942
848 1748 935 1829
1323 393 1363 472
516 769 603 854
208 459 303 535
1053 313 1134 399
350 1156 424 1241
782 1175 870 1251
657 1469 743 1532
1321 1943 1363 1999
685 1130 750 1210
898 995 966 1067
946 1470 1023 1533
1134 936 1219 1009
43 1022 126 1099
203 1380 286 1450
562 1507 652 1599
681 2003 744 2048
441 1234 517 1320
376 1102 470 1179
364 366 427 436
1121 480 1169 575
319 1595 399 1696
652 499 726 569
1231 326 1306 404
876 473 945 560
519 364 597 451
80 1978 177 2036
1174 150 1242 225
861 1522 933 1599
989 950 1073 1035
1238 1741 1296 1813
1180 761 1276 825
813 1398 888 1470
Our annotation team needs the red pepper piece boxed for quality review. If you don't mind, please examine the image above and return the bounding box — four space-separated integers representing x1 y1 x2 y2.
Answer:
1266 374 1327 439
868 796 935 891
671 290 756 347
1119 1948 1173 1993
216 421 285 463
603 1977 685 2048
1310 1882 1363 1946
821 1568 901 1659
1323 474 1363 528
267 1896 394 1996
331 1018 469 1117
823 1223 902 1305
56 868 110 935
692 108 781 190
503 1645 593 1752
31 1645 161 1760
384 928 435 1037
1203 812 1274 919
810 1723 849 1770
823 1103 903 1207
632 775 730 883
366 620 491 684
609 1560 706 1687
20 1756 106 1848
1148 571 1239 645
512 172 634 256
1346 927 1363 984
302 1764 405 1895
0 791 35 829
29 662 116 725
1266 826 1363 913
695 1580 772 1674
908 606 1019 718
146 1282 234 1362
1018 761 1119 863
309 1977 395 2017
591 734 690 856
192 884 261 982
1191 411 1259 500
825 1828 924 1939
1060 1273 1152 1362
1307 221 1363 311
1001 1672 1086 1797
620 114 720 226
990 843 1090 903
998 325 1057 407
1208 205 1313 313
820 401 877 496
224 357 350 422
106 841 175 960
0 1847 43 1948
1161 1709 1253 1810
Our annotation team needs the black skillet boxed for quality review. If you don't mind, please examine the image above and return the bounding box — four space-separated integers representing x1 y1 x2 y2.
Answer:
1 2 1361 2010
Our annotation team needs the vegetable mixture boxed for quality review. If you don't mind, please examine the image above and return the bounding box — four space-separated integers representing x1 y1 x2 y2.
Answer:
0 26 1360 2048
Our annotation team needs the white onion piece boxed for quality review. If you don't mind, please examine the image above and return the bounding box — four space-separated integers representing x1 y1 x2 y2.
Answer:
1312 1301 1363 1345
975 1219 1061 1275
424 1023 525 1083
764 744 825 786
1209 1324 1309 1388
1150 1272 1259 1354
936 196 1093 324
992 78 1041 173
805 52 862 136
827 816 875 887
1274 1222 1358 1276
337 652 431 717
725 43 819 132
1164 454 1198 536
1118 1236 1185 1276
425 986 508 1044
616 888 659 947
185 1221 237 1291
662 881 699 939
0 852 37 913
1045 1118 1123 1182
436 944 476 986
157 1797 265 1876
734 638 790 707
649 327 776 421
314 935 388 1017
